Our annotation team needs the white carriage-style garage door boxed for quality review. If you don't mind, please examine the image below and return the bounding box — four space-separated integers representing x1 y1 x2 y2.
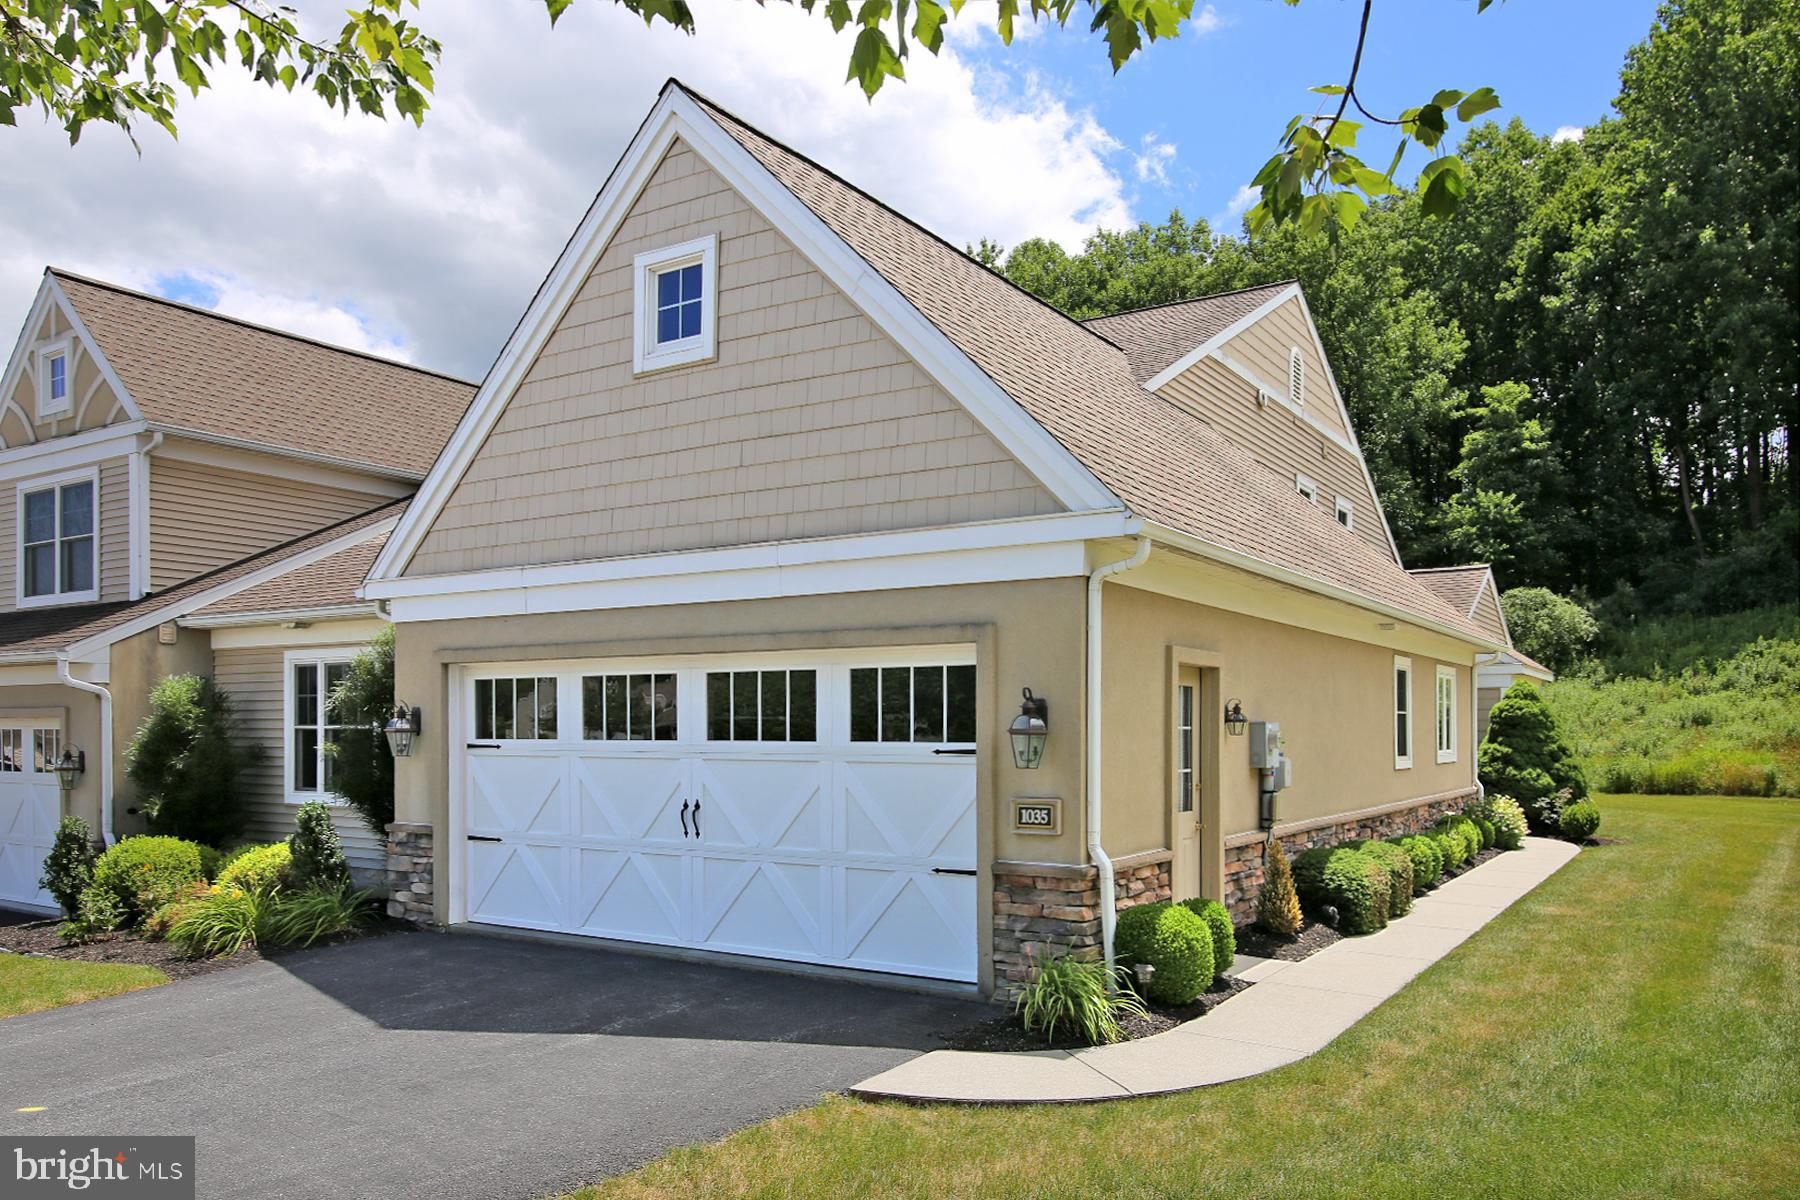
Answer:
0 723 66 911
453 647 980 982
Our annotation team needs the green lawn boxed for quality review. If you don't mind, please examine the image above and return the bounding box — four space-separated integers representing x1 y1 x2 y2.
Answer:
0 953 167 1019
571 795 1799 1200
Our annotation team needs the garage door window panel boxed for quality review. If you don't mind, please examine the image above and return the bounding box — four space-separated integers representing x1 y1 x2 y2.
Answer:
851 664 976 744
582 673 675 741
706 669 816 742
475 676 559 741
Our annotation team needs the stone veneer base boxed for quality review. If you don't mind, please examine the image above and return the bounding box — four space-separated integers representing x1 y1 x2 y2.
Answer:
993 853 1172 984
1222 788 1477 923
386 821 436 925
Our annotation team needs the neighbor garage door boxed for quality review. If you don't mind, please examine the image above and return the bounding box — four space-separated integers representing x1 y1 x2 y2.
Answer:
0 723 65 911
453 648 980 982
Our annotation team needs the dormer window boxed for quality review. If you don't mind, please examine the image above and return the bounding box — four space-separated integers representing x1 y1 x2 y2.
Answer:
18 472 97 606
1335 496 1355 528
632 234 718 374
1295 473 1318 504
36 340 72 419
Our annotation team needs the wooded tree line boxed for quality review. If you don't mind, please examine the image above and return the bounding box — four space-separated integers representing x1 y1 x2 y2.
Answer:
980 0 1797 619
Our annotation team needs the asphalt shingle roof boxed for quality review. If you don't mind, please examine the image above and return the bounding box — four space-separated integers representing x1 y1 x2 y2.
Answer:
53 271 475 478
192 531 389 618
1082 282 1296 385
1409 565 1493 617
686 87 1490 643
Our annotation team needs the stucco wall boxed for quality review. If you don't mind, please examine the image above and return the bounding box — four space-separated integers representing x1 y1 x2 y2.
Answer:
1100 578 1476 903
105 622 215 839
405 137 1059 577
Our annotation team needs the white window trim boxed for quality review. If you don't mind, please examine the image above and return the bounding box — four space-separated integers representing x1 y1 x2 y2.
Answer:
1289 346 1306 408
15 466 99 608
1435 664 1458 763
35 337 74 420
1334 495 1355 529
1294 473 1318 504
282 646 360 805
1394 654 1414 770
632 233 718 375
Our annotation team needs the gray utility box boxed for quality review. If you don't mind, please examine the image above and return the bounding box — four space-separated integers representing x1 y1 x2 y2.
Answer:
1249 721 1282 769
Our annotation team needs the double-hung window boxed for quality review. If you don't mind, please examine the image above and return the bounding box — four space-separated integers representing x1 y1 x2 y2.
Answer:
632 234 718 373
289 654 352 799
1393 655 1414 769
36 340 72 419
18 473 96 605
1435 665 1457 763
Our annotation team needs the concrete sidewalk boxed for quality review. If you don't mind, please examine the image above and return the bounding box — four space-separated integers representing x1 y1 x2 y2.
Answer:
851 836 1580 1104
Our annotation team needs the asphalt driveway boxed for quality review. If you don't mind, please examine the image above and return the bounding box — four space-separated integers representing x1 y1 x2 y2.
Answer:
0 931 989 1199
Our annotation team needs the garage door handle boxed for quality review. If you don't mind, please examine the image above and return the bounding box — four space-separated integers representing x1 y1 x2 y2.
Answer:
692 799 701 838
932 867 977 877
679 800 690 838
467 835 502 843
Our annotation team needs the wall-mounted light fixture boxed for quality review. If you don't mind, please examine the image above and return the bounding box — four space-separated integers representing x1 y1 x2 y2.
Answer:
1008 688 1049 769
52 747 84 793
384 704 421 758
1224 699 1248 737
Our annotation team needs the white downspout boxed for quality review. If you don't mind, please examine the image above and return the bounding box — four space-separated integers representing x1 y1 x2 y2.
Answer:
1470 659 1484 808
1088 535 1151 975
57 656 114 847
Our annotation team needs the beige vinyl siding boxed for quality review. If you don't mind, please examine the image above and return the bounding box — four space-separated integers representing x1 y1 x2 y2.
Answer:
1158 357 1393 558
148 456 388 590
1470 582 1508 644
0 454 133 613
1 303 129 449
1221 297 1352 442
212 646 385 874
406 138 1060 577
1477 685 1504 742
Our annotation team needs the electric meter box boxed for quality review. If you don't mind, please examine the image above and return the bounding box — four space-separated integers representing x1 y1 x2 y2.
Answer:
1275 756 1294 790
1250 721 1281 769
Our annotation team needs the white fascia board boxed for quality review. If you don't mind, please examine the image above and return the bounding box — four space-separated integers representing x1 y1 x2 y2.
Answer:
206 616 389 652
368 88 1116 585
1141 519 1503 652
149 427 423 488
0 420 150 479
62 516 399 659
178 602 383 630
1141 284 1301 394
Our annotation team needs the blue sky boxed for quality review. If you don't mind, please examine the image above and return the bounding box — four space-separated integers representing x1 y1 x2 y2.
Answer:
0 0 1665 379
949 0 1661 237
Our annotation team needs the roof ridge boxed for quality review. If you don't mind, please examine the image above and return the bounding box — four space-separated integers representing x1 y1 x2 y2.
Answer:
1407 564 1492 574
1081 279 1298 325
137 495 406 601
48 268 479 389
670 80 1128 356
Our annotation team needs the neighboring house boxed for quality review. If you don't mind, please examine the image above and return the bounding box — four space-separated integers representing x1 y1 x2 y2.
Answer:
0 272 470 909
361 81 1504 996
1409 564 1556 739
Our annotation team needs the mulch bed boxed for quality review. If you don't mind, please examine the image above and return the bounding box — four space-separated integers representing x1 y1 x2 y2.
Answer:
1234 918 1342 962
0 914 401 981
938 974 1254 1053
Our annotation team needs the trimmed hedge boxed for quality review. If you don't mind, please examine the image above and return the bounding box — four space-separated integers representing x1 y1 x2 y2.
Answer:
89 836 205 925
1434 831 1465 871
215 842 292 894
1559 800 1602 841
1115 901 1214 1004
1394 835 1443 891
1473 816 1496 850
1350 840 1414 918
1178 897 1236 975
1294 845 1390 935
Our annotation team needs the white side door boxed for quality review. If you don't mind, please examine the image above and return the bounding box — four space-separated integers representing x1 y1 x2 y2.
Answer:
0 725 64 911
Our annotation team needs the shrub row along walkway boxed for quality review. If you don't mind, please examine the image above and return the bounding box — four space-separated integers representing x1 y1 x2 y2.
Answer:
852 836 1580 1104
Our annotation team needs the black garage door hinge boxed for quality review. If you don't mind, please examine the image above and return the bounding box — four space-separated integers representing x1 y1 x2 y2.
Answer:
466 835 503 843
931 748 977 756
931 867 978 876
466 742 501 749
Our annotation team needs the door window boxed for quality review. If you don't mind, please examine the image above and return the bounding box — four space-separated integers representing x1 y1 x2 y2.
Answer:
1176 683 1196 813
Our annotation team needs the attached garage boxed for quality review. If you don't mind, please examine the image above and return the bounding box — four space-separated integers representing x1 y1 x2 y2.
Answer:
0 721 66 910
450 647 981 982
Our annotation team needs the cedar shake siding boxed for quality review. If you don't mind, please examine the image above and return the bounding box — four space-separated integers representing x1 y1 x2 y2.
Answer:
148 456 396 590
1471 583 1508 644
1157 356 1391 558
0 456 132 611
212 645 386 874
405 138 1060 577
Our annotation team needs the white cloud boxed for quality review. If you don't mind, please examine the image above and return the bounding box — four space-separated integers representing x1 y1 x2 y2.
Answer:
1552 125 1585 144
0 0 1138 379
1210 183 1258 232
1189 5 1226 36
1134 134 1178 186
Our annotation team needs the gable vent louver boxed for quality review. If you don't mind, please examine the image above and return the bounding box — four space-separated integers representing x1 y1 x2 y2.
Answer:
1289 347 1306 407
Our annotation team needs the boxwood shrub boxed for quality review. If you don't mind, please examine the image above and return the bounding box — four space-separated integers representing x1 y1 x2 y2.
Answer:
1393 835 1443 891
1349 840 1414 917
1473 816 1496 850
89 836 205 925
1114 901 1213 1004
1434 831 1466 871
1294 845 1390 935
1558 800 1602 842
215 842 292 894
1178 897 1236 976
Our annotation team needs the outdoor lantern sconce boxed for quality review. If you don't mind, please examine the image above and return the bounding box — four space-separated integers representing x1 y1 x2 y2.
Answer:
1224 699 1248 736
52 747 84 793
384 704 422 758
1009 688 1049 770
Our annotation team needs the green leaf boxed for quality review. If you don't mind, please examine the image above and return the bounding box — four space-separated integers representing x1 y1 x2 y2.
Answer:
1310 84 1346 95
1418 155 1468 218
1431 88 1465 109
544 0 577 26
1456 86 1501 122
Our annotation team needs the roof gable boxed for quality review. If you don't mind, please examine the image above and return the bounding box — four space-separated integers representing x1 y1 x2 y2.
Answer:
50 271 475 478
1410 564 1511 645
0 273 143 449
1083 281 1294 386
